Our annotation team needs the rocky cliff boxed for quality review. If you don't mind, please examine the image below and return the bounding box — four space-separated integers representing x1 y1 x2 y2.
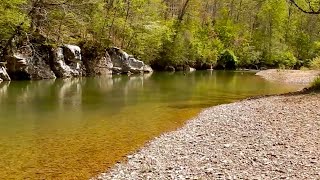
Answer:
0 36 152 82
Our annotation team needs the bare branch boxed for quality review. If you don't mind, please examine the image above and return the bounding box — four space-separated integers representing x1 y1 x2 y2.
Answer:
289 0 320 14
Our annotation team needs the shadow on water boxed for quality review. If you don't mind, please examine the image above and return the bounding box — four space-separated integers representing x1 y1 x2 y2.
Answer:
0 71 303 179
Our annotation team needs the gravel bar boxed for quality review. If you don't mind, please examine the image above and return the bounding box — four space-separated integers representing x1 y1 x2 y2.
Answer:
96 93 320 179
256 69 320 85
95 70 320 180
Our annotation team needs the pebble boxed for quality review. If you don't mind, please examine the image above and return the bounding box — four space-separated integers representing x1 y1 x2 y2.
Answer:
94 75 320 179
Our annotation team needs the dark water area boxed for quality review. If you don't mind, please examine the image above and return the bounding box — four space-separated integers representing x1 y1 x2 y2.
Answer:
0 71 303 179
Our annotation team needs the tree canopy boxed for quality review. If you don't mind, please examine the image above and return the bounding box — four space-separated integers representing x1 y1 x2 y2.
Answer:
1 0 320 70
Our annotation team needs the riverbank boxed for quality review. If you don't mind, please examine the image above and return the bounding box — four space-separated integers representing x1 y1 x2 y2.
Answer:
95 70 320 179
256 69 320 85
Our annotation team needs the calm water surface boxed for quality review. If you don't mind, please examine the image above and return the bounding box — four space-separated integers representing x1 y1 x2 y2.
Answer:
0 71 303 179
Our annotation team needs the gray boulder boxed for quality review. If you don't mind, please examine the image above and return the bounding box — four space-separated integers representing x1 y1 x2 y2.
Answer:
82 50 113 76
184 66 196 72
107 47 152 74
64 44 81 62
143 65 153 73
52 45 82 78
0 62 10 81
6 44 56 80
165 66 175 72
111 67 123 74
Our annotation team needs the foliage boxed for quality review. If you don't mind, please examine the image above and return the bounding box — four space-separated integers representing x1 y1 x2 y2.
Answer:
273 51 298 69
309 56 320 70
0 0 29 55
310 76 320 90
0 0 320 69
217 49 238 70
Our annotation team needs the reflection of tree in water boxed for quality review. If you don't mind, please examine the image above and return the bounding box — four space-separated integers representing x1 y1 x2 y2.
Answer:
0 72 298 118
56 78 82 111
0 80 56 118
0 74 157 121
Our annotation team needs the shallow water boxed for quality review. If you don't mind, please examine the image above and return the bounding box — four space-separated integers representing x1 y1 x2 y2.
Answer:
0 71 302 179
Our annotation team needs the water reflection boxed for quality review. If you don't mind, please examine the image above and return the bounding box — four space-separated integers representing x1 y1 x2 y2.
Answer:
58 78 82 110
0 71 303 179
0 81 10 101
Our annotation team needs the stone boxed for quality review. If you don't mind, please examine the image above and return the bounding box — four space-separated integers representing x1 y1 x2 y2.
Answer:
165 66 175 72
82 50 113 76
0 64 10 81
6 44 56 80
52 45 83 78
63 44 81 62
112 67 123 74
184 66 196 72
107 47 152 74
52 47 73 78
143 65 153 73
63 44 82 74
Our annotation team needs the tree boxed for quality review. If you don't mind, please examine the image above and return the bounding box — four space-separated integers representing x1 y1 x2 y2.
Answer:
289 0 320 14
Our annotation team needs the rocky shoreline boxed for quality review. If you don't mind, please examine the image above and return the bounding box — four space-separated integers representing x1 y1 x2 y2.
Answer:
0 34 153 82
95 70 320 179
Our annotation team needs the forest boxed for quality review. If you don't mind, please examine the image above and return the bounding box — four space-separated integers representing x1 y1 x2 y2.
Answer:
0 0 320 71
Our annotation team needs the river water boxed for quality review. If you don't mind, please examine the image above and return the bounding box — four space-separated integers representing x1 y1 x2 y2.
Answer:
0 71 302 179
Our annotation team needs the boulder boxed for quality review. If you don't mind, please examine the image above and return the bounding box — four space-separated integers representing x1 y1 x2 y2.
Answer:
82 47 113 76
6 44 56 80
52 45 82 78
183 66 196 72
107 47 152 74
63 44 81 62
128 57 144 69
85 55 113 76
0 62 10 81
165 66 175 72
143 65 153 73
111 67 123 74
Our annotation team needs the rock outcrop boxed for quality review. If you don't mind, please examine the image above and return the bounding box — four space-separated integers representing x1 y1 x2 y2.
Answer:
0 62 10 82
82 46 113 76
6 43 56 80
2 37 152 81
107 47 153 74
143 65 153 73
52 45 83 78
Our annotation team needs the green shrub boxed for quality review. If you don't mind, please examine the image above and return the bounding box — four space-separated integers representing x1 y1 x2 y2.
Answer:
217 49 238 70
310 76 320 90
309 56 320 70
237 46 262 68
273 51 297 69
